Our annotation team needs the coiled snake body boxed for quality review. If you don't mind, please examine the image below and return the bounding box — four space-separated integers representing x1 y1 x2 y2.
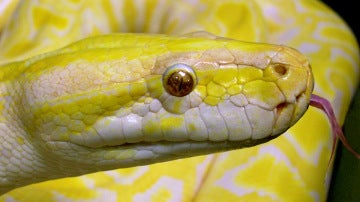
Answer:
0 0 359 201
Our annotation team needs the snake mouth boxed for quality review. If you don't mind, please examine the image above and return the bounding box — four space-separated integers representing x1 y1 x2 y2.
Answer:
57 137 275 150
146 136 277 147
52 137 278 167
109 137 276 149
75 137 277 156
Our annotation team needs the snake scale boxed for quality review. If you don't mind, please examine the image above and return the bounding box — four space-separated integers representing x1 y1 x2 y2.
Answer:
0 0 359 201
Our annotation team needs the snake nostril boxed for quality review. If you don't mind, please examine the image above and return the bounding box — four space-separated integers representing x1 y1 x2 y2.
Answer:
274 64 288 76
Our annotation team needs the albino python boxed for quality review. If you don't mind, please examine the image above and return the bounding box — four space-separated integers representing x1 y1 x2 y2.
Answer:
0 0 359 201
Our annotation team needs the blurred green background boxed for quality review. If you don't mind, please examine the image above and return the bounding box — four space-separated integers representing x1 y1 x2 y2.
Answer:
328 88 360 201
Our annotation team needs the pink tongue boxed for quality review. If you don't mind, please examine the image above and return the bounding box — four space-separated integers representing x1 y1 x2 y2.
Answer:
310 94 360 163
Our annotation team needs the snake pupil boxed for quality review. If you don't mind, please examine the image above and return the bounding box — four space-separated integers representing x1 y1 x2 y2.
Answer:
166 70 194 97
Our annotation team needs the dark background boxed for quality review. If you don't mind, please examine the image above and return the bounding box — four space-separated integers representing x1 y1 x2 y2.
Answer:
322 1 360 202
324 1 359 40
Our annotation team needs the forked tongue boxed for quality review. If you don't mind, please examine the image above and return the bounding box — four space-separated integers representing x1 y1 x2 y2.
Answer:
310 94 360 166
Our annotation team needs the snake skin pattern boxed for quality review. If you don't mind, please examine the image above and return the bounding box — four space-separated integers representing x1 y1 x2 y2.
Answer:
0 0 359 201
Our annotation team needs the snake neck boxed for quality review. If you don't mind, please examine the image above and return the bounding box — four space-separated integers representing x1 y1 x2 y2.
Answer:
0 80 91 194
0 82 45 193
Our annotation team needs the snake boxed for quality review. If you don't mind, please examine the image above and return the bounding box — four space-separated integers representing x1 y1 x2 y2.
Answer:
0 0 359 201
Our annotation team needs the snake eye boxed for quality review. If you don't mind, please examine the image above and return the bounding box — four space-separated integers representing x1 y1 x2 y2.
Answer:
162 64 197 97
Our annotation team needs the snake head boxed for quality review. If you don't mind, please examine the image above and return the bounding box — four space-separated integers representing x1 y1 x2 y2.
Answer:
9 33 313 177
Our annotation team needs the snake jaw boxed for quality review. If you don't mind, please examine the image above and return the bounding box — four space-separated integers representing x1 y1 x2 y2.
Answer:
42 138 280 178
